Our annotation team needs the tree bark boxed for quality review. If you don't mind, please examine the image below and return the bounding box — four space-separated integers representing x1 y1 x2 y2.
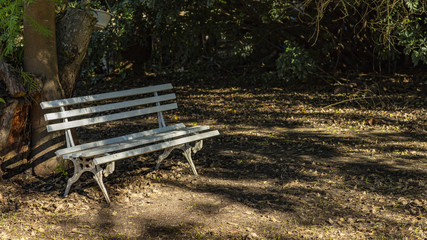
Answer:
0 99 31 178
0 60 27 97
23 0 66 176
0 54 33 179
57 8 96 97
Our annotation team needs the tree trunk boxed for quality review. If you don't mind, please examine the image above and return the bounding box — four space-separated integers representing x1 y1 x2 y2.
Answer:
0 61 32 179
0 99 31 178
0 4 96 178
23 0 66 176
57 8 96 97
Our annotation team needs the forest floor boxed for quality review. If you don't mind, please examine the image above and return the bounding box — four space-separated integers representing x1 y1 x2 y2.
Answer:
0 73 426 239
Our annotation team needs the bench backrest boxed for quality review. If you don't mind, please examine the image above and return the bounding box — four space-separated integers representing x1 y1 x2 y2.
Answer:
40 83 176 133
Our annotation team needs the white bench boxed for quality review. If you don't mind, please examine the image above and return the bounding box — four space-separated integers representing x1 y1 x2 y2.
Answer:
40 83 219 203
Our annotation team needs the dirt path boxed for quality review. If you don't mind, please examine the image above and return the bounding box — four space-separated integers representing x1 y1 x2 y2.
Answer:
1 77 426 239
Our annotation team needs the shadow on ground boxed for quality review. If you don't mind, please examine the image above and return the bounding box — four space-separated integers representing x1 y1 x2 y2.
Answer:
2 78 425 239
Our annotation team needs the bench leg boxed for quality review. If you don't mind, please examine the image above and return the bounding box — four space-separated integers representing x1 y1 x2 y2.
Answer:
64 157 111 204
64 157 88 197
155 141 202 176
93 165 111 204
103 162 115 177
192 140 203 154
155 147 174 170
182 143 198 175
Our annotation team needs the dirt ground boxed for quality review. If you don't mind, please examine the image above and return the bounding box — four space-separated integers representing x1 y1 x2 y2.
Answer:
0 74 426 239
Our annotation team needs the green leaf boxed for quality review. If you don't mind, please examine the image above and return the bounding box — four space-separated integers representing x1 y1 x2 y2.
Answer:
25 15 53 38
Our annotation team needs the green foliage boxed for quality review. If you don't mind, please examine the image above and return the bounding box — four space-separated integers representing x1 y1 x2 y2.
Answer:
0 0 26 58
276 41 316 82
303 0 427 67
374 0 427 66
1 0 425 88
85 0 141 75
0 0 49 94
0 0 52 59
19 68 40 92
397 15 427 66
86 0 292 73
0 98 5 104
84 0 426 80
55 164 68 176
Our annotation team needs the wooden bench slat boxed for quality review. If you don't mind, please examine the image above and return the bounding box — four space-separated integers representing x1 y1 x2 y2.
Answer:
73 126 211 158
44 93 176 121
93 130 220 165
40 83 173 109
57 123 186 157
46 103 178 132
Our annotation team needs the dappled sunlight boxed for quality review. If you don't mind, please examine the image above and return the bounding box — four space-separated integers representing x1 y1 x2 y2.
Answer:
1 0 425 237
1 81 425 239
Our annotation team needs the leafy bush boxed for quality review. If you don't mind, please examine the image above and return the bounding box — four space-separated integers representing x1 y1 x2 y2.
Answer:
397 15 427 66
0 0 25 58
276 41 316 82
303 0 427 68
85 0 226 75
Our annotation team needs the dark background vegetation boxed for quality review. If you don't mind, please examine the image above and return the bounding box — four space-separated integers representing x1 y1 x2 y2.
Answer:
1 0 426 89
81 0 426 87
